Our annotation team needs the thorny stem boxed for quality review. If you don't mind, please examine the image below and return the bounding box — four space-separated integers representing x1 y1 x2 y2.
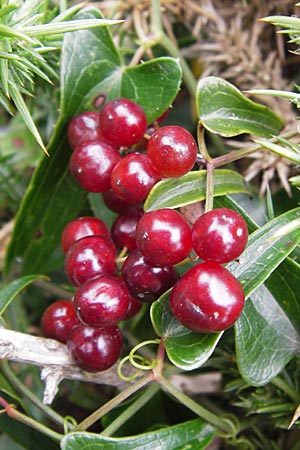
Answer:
73 372 154 431
1 360 69 430
0 397 63 441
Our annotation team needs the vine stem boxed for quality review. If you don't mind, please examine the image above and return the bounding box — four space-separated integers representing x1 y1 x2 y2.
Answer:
0 396 63 441
100 383 160 437
157 375 235 436
73 373 154 432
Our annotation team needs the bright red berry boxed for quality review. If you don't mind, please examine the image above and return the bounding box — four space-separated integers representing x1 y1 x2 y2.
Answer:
64 235 117 286
110 153 161 205
99 98 147 147
192 208 248 264
61 216 110 254
69 139 121 193
135 208 192 266
123 294 143 320
67 324 123 372
170 261 245 333
41 300 79 343
110 207 144 252
74 275 130 328
121 249 177 303
147 125 198 178
67 111 102 150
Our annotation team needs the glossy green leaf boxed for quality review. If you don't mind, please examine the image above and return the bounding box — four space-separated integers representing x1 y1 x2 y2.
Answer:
4 8 182 277
0 275 47 315
144 169 249 211
196 76 284 137
151 205 300 371
60 418 214 450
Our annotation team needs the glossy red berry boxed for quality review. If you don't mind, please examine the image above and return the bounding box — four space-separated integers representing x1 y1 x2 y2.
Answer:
110 207 144 252
64 235 117 286
102 189 135 213
69 139 121 193
170 261 245 333
67 324 123 372
147 125 198 178
61 216 110 254
67 111 102 150
192 208 248 264
136 208 192 266
121 249 177 303
41 300 80 343
111 153 161 205
123 294 143 320
99 98 147 147
74 275 130 327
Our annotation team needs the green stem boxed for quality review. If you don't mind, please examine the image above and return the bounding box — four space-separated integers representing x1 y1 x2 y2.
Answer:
197 123 211 161
157 375 236 436
0 397 63 442
204 163 214 213
73 373 154 431
101 383 160 437
271 376 299 404
1 361 68 430
150 0 163 34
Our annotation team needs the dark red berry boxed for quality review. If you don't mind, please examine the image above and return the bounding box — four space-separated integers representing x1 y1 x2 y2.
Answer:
192 208 248 264
123 294 143 320
99 98 147 147
64 235 117 286
170 261 245 333
110 207 144 252
61 216 110 254
67 111 102 150
121 249 177 303
67 324 123 372
111 153 161 205
69 139 121 193
41 300 79 343
136 208 192 266
74 275 130 327
147 125 198 178
102 189 135 213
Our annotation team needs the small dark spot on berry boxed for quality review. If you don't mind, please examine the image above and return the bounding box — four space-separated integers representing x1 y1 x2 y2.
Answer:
93 94 106 109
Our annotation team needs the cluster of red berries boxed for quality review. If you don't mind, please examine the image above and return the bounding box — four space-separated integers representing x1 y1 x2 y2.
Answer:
41 97 248 373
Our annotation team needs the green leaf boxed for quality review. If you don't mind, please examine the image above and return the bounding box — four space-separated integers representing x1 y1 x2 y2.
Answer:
0 275 47 315
144 169 249 211
235 281 300 386
151 290 222 371
4 8 182 277
60 418 215 450
196 76 284 138
151 205 300 371
0 371 21 405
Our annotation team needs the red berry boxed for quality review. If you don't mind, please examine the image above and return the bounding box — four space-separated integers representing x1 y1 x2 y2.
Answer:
99 98 147 147
147 125 198 178
64 235 117 286
41 300 79 343
192 208 248 264
67 324 123 372
121 249 177 303
123 294 143 320
111 153 161 205
61 216 110 254
136 208 192 266
102 189 135 213
69 139 121 193
170 261 245 333
67 111 102 150
74 275 130 327
110 207 144 252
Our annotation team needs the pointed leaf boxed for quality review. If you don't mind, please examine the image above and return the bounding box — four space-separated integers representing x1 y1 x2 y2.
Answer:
0 275 47 316
60 418 215 450
144 169 249 211
196 76 284 137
